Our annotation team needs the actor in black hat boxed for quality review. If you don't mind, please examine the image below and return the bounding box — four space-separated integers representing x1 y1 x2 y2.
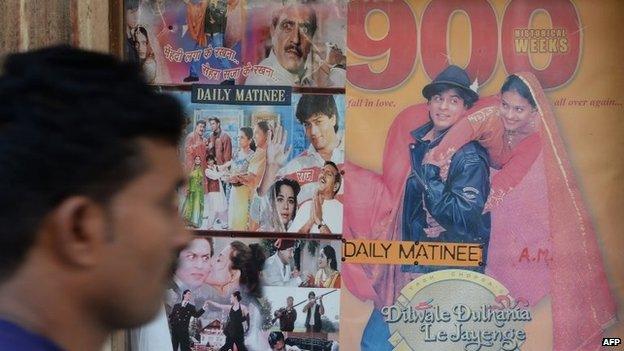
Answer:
401 64 491 273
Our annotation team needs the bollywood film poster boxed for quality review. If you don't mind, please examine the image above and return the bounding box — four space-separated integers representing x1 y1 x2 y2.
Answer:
174 86 346 235
131 235 342 351
123 0 347 87
340 1 623 351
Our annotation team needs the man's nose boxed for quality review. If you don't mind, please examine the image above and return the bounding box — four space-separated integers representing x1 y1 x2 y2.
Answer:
310 124 320 135
440 99 449 110
173 220 192 254
290 26 301 44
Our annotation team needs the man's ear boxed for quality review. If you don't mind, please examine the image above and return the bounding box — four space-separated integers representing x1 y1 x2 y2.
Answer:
42 196 109 268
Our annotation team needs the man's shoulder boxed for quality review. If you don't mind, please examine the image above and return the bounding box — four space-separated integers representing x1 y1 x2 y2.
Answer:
452 140 489 163
0 320 63 351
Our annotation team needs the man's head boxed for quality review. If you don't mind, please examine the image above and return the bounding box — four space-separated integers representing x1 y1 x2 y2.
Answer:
270 4 317 74
268 331 286 350
0 46 189 329
275 239 296 264
125 0 140 31
176 237 214 289
317 161 341 198
208 117 220 134
422 65 478 133
195 120 206 135
286 296 294 307
308 291 316 301
295 94 339 153
182 289 192 302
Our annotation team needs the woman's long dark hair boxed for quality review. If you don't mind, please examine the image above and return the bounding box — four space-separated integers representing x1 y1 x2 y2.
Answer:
229 241 266 298
240 126 256 151
322 245 338 271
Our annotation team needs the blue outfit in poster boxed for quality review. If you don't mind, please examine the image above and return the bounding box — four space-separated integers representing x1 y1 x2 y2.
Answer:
361 120 491 351
401 121 491 273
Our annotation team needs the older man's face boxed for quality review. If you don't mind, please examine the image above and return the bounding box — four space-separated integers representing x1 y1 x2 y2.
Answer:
271 6 314 74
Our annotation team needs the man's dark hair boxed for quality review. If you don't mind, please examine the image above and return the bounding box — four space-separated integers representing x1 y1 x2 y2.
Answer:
208 117 220 124
125 0 139 11
0 46 183 281
424 83 477 109
196 120 207 127
182 289 191 297
295 94 339 132
308 291 316 298
324 161 342 196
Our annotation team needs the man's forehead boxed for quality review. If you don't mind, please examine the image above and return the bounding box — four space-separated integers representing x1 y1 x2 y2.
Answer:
306 113 330 123
279 6 313 23
322 164 338 174
435 88 463 99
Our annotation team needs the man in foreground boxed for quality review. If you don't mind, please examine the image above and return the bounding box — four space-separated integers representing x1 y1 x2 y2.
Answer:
0 46 190 350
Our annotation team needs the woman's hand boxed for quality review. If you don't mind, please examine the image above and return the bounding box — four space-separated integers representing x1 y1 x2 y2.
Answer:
267 124 291 167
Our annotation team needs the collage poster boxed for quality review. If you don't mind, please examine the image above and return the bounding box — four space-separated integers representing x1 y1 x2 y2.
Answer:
126 0 624 351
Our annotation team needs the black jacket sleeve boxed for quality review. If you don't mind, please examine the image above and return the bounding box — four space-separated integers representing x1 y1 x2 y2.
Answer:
421 150 489 241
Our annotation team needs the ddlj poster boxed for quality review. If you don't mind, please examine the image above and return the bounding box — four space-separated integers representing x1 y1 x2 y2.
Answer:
341 1 623 351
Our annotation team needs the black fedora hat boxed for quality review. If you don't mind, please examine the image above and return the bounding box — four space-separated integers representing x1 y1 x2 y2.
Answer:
422 65 478 103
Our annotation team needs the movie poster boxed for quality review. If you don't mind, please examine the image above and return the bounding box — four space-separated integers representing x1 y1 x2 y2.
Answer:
175 87 345 233
150 235 342 351
340 1 622 351
123 0 347 87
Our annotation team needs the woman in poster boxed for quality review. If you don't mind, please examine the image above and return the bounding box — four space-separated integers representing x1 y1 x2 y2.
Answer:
203 240 270 350
204 291 249 351
226 127 256 230
133 26 157 83
249 178 300 232
313 245 341 288
344 72 616 350
182 155 205 228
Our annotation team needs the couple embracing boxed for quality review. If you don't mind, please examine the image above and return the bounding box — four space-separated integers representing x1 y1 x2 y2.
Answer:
343 65 616 350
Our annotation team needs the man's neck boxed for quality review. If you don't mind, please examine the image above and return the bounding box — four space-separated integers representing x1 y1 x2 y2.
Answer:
320 191 334 202
277 252 288 265
0 264 109 351
315 137 339 161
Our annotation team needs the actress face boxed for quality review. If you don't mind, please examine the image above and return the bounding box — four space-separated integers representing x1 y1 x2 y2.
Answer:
238 131 251 150
276 184 296 225
204 244 234 287
500 90 538 132
318 250 328 269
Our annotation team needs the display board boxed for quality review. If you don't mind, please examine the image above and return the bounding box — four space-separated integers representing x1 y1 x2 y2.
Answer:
124 1 623 350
